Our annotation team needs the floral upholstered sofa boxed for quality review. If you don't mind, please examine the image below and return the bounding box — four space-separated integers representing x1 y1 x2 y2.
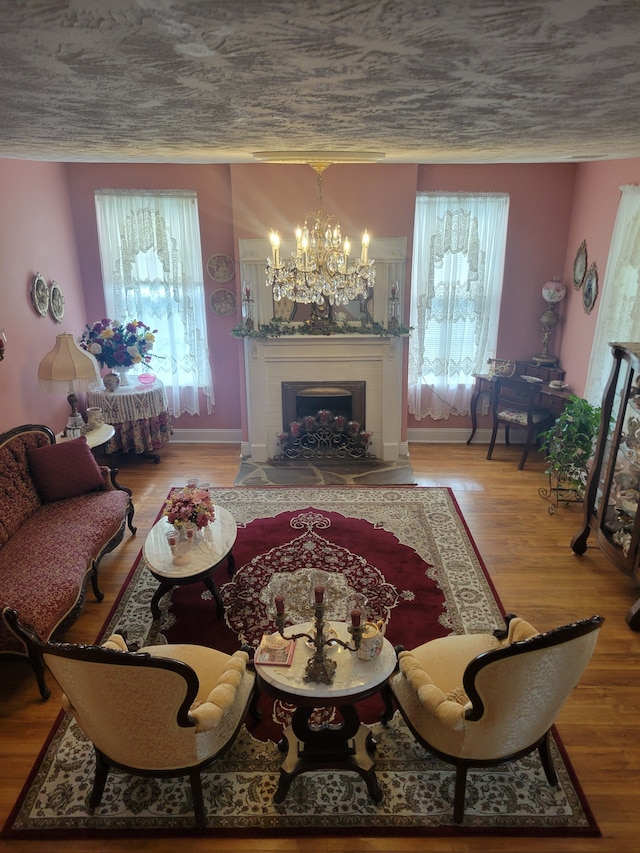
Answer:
0 424 136 698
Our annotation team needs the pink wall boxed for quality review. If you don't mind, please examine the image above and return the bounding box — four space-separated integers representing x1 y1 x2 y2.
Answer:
3 156 639 441
558 157 640 396
0 159 89 433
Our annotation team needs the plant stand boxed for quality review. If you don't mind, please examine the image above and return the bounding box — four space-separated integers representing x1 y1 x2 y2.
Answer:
539 475 584 515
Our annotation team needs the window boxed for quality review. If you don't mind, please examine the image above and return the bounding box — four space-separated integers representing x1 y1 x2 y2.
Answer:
585 184 640 405
94 190 214 417
408 192 509 420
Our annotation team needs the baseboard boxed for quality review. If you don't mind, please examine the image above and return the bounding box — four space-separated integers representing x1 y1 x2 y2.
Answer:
407 427 492 443
170 428 243 444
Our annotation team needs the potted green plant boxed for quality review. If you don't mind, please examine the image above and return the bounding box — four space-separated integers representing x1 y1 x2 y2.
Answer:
538 394 602 513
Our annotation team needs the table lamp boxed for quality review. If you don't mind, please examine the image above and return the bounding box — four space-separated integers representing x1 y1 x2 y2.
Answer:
532 277 566 367
38 333 101 436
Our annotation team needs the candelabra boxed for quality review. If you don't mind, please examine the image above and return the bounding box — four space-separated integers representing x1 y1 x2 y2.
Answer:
274 585 364 684
242 282 254 331
388 281 400 330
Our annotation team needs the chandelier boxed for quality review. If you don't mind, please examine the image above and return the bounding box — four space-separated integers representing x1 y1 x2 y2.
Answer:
266 163 375 309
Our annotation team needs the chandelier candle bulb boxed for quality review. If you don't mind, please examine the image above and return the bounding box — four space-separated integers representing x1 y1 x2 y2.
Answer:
269 231 281 267
361 230 369 263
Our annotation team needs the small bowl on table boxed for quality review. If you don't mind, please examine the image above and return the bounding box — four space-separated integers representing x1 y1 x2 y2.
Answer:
138 373 156 385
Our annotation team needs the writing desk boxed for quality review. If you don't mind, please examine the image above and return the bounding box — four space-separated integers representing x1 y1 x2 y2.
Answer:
467 362 568 444
86 378 173 462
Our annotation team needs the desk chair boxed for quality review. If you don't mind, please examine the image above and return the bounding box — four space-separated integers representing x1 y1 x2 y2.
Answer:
486 375 556 469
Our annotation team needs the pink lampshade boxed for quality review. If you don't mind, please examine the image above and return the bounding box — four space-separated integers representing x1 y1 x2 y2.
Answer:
541 277 566 305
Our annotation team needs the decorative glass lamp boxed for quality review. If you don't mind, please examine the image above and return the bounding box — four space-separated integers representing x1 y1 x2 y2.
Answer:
38 333 101 436
532 278 566 367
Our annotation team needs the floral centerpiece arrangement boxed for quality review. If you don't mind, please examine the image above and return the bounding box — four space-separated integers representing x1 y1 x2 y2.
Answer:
163 486 215 530
79 318 157 370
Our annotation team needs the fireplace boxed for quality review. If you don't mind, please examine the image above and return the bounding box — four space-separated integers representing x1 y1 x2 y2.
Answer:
277 381 370 460
241 336 405 463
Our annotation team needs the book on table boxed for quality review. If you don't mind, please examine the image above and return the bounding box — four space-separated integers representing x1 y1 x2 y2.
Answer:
255 633 295 666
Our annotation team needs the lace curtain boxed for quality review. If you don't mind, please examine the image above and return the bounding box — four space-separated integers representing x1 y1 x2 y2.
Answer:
584 185 640 406
408 192 509 420
94 190 214 417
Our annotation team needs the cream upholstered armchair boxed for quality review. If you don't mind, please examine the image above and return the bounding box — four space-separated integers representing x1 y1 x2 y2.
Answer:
42 634 257 828
384 613 603 823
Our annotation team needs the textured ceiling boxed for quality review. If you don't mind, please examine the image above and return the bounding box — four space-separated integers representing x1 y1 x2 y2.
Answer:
1 0 640 164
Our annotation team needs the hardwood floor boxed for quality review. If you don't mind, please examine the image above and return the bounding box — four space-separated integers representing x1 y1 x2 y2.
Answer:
2 441 639 853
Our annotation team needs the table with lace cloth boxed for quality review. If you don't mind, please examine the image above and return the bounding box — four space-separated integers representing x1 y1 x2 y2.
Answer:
86 378 173 462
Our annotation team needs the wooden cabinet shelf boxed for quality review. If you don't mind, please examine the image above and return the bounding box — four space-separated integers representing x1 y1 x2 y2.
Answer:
571 342 640 629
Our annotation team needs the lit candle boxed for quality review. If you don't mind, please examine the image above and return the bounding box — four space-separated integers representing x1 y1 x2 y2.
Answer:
270 231 280 266
361 229 369 263
301 235 308 268
295 226 302 252
343 238 350 269
314 585 325 604
351 608 361 627
275 594 285 615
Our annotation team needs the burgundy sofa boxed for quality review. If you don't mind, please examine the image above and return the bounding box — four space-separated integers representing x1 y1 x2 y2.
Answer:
0 424 136 698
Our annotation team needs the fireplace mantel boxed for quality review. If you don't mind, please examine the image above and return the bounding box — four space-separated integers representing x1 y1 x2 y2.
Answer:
242 335 405 463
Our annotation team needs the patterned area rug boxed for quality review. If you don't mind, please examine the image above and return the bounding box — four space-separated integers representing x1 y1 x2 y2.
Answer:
2 487 598 839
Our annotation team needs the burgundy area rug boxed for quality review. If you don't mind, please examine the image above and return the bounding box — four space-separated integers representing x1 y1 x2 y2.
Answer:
2 486 599 839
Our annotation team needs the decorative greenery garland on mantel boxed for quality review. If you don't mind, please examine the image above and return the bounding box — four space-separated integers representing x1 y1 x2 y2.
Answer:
231 317 411 339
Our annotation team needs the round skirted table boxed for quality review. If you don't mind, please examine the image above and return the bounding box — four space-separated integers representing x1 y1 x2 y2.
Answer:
86 378 173 462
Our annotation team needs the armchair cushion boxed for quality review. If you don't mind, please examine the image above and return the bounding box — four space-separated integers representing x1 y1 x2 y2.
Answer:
27 437 106 502
399 652 469 730
396 618 541 728
136 643 251 734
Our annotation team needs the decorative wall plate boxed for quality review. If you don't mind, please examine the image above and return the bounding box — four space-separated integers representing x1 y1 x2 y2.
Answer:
573 240 587 289
209 287 237 316
49 280 65 322
206 253 235 282
582 262 598 314
31 272 49 317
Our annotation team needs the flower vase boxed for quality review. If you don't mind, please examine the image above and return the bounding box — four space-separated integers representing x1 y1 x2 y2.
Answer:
167 525 193 566
114 367 131 386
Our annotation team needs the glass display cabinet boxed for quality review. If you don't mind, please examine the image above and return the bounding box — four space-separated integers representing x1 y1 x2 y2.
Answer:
571 342 640 630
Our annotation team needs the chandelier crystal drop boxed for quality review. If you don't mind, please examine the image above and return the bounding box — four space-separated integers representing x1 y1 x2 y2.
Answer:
266 166 375 308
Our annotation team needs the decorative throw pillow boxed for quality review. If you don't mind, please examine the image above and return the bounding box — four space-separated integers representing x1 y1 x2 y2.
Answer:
27 436 106 502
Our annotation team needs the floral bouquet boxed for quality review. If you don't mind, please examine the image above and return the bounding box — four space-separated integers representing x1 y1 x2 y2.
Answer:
163 486 215 530
79 319 157 370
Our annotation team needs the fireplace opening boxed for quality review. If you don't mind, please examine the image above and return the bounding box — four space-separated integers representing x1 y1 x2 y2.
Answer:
281 381 365 431
277 381 372 461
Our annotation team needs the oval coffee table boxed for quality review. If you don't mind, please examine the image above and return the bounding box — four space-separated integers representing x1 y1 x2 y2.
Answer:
143 508 237 621
254 620 397 804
